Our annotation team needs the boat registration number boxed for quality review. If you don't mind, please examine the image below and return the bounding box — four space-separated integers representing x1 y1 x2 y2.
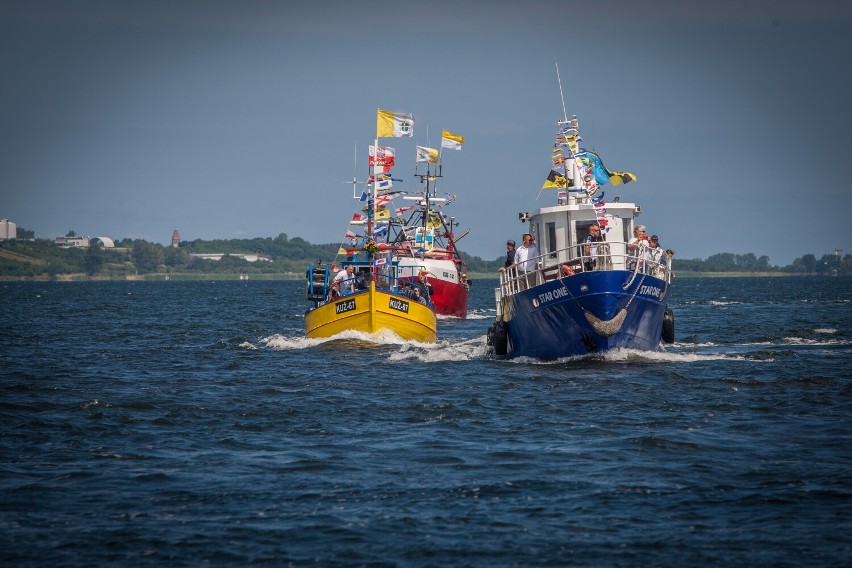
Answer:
389 298 410 314
335 299 357 314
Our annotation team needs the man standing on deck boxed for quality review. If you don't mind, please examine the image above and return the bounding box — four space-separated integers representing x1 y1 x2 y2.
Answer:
500 233 539 289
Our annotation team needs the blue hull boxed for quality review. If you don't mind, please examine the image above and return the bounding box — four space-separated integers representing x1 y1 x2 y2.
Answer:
502 271 670 359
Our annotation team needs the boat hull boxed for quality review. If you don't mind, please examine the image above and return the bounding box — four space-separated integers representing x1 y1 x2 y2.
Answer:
396 256 469 318
429 277 469 318
498 270 670 359
305 284 437 343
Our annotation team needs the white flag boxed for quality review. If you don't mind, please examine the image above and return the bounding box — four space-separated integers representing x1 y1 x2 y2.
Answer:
441 129 464 150
416 146 439 164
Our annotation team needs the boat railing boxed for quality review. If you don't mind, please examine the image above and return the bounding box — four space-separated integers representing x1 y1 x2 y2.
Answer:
496 240 673 301
308 262 434 308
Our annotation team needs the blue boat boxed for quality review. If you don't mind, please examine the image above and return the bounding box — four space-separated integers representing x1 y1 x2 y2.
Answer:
487 113 675 359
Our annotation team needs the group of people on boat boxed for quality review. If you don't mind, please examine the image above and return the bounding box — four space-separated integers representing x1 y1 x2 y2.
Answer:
329 263 432 305
627 224 674 277
495 222 673 281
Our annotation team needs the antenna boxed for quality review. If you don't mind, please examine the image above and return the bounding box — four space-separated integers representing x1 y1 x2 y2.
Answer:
342 143 365 199
555 61 568 121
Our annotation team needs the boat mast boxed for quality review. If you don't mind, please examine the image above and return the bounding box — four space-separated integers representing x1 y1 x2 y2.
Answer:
556 61 568 122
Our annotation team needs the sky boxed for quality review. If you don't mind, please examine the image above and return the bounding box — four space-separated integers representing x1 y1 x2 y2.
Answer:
1 0 850 266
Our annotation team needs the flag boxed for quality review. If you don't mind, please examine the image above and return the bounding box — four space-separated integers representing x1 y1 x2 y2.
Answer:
375 257 387 266
376 178 393 191
441 129 464 150
584 150 612 186
344 230 356 239
375 208 391 220
584 149 636 187
337 247 347 255
609 171 637 186
428 212 443 229
377 109 414 137
373 225 388 238
395 206 413 216
359 191 368 202
351 213 365 222
416 146 439 163
542 170 567 189
368 145 395 167
368 174 402 183
375 194 393 206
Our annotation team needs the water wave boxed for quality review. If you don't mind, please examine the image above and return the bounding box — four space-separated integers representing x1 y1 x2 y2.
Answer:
261 328 430 350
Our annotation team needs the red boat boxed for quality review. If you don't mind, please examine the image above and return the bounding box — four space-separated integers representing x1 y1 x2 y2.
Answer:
394 239 470 318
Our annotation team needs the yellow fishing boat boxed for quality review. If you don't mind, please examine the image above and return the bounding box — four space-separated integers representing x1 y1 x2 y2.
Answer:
303 107 439 343
305 260 437 342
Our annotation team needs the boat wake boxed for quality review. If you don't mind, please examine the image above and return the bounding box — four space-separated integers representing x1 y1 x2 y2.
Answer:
260 329 435 350
505 347 749 365
387 336 490 362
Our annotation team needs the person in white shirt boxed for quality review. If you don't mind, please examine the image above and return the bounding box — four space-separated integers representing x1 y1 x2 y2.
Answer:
499 233 539 288
514 233 539 273
627 225 648 271
332 265 356 297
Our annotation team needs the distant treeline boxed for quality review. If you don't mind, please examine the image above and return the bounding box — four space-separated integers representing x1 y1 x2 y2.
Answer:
0 229 849 279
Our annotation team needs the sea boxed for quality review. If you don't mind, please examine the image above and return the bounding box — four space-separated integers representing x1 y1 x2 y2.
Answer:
1 276 850 567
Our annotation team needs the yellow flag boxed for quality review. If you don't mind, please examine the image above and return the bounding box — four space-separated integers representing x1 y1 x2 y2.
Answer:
377 109 415 138
542 170 567 189
441 129 464 150
337 247 347 255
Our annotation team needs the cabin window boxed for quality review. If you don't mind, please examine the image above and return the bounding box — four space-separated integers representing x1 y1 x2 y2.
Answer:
545 222 557 258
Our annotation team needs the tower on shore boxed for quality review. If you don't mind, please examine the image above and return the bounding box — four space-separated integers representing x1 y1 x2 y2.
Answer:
171 228 181 248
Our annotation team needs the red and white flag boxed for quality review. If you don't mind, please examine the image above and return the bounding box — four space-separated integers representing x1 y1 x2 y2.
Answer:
368 145 395 167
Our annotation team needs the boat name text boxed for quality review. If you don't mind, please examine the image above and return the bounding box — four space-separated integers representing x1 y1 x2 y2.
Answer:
335 299 357 314
639 285 662 298
537 286 570 305
389 298 410 313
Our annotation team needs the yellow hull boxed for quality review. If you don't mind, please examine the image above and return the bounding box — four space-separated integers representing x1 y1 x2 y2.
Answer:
305 282 437 343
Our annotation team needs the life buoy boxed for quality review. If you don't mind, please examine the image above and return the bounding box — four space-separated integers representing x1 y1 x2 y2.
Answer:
561 264 575 277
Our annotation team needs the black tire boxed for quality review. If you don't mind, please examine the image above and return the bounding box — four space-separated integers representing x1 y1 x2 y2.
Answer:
487 321 508 356
662 307 675 344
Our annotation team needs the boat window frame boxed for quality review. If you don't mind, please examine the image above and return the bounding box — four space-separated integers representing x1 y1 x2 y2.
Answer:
545 221 557 259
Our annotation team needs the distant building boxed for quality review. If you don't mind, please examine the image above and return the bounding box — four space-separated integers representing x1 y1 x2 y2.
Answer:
0 219 16 240
171 228 181 248
54 236 115 249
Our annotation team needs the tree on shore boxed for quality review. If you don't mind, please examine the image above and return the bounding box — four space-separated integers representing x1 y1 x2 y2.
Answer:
131 241 164 274
84 245 103 276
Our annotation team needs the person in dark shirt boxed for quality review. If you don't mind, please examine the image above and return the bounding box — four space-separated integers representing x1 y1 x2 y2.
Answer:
503 240 516 269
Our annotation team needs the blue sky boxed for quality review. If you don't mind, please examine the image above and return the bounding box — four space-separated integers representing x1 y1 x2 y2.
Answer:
2 0 850 265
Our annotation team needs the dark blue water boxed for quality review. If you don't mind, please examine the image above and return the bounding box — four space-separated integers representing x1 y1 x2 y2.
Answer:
1 277 850 567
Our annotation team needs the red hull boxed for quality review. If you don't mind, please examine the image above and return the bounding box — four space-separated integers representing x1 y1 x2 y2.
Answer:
428 278 469 318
